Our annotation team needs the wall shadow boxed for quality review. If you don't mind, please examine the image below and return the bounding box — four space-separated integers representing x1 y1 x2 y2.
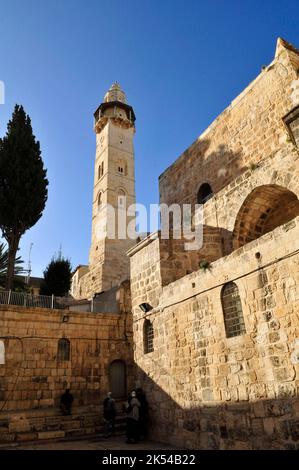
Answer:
134 363 299 450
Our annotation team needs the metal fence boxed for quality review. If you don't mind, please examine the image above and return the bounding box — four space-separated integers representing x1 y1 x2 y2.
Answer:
0 290 71 310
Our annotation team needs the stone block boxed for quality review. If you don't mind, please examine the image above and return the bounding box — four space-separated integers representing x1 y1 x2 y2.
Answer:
16 432 38 442
37 430 65 440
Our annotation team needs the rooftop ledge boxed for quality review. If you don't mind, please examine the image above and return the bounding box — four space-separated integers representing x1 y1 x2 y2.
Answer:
127 231 159 257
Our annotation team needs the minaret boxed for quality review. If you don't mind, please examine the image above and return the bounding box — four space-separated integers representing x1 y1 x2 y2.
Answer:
87 83 136 296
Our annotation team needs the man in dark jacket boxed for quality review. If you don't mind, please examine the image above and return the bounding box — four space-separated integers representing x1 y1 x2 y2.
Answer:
136 388 149 439
60 389 74 415
103 392 116 437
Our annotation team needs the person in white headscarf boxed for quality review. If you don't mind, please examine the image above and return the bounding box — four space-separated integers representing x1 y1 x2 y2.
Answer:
125 390 141 443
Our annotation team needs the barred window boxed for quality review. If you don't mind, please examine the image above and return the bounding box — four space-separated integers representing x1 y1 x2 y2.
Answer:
144 319 154 354
57 338 70 361
283 105 299 147
221 282 246 338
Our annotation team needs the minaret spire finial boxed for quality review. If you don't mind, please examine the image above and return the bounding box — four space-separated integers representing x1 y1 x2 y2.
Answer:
103 82 127 104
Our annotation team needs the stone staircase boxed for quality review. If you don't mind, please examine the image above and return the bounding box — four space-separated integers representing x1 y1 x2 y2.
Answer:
0 402 127 444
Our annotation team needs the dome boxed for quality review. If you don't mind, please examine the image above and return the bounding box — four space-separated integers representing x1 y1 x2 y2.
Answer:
103 82 127 104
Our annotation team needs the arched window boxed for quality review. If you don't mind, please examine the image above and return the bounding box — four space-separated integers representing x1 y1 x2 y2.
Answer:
98 161 104 179
97 192 102 212
221 282 246 338
118 188 126 208
143 319 154 354
57 338 70 361
117 160 127 176
0 340 5 365
197 183 213 204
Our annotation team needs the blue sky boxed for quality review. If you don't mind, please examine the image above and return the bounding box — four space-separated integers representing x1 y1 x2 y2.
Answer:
0 0 298 277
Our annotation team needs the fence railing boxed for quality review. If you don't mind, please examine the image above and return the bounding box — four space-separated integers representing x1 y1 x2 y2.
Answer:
0 290 121 314
0 290 71 310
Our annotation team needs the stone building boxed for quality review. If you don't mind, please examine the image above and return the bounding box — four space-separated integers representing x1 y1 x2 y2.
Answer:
0 301 134 442
70 265 89 299
128 38 299 449
1 37 299 449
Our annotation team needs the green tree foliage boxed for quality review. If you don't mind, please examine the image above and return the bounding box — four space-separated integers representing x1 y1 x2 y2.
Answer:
40 254 72 297
0 105 48 290
0 242 25 288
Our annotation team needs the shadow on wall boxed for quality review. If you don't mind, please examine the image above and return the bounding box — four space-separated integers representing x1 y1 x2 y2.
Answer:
160 139 299 285
159 167 299 286
159 138 248 207
160 137 299 273
134 364 299 450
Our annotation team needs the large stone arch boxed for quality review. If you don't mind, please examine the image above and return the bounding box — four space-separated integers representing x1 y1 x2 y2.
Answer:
225 160 299 233
232 184 299 249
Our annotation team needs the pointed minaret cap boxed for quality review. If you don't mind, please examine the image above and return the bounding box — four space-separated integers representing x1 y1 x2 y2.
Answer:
103 82 127 104
275 37 299 58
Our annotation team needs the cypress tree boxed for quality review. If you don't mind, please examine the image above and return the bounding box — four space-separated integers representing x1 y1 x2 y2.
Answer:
40 254 72 297
0 105 48 289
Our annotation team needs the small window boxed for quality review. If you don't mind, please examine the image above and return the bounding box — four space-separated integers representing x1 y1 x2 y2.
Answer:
98 162 104 179
197 183 213 204
221 282 246 338
284 105 299 147
57 338 70 361
97 192 102 211
0 340 5 365
144 319 154 354
118 166 124 173
118 189 126 208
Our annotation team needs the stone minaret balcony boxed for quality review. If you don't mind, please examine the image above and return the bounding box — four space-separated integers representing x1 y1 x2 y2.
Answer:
94 82 136 133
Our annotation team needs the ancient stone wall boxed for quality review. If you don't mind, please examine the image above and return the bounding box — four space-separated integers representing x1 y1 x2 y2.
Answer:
130 217 299 449
0 306 133 413
129 39 299 448
129 143 299 289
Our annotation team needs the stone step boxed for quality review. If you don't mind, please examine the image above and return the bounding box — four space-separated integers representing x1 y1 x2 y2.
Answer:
0 407 127 444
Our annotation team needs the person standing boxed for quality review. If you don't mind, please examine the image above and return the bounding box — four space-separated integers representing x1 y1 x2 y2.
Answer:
60 389 74 415
136 388 149 440
125 390 141 443
103 392 116 438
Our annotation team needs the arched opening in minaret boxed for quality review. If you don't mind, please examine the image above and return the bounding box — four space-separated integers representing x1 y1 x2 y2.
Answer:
97 192 102 213
98 161 104 179
118 188 126 209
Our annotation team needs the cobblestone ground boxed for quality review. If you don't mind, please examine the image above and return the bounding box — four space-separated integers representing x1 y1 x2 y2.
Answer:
6 436 180 450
